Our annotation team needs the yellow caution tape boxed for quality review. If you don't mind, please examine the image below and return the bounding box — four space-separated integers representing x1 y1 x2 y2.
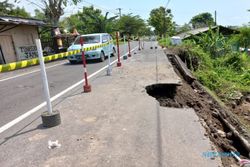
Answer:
0 42 111 72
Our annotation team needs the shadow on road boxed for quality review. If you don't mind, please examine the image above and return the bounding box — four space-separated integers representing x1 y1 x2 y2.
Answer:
0 116 44 146
63 59 103 65
0 87 83 146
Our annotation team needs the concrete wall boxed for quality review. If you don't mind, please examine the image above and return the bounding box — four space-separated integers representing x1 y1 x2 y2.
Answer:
0 24 39 63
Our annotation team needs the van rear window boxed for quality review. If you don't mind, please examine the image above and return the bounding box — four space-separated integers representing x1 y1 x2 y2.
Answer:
74 35 100 44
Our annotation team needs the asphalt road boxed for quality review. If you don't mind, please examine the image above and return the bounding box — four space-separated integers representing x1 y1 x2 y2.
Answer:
0 43 221 167
0 42 138 128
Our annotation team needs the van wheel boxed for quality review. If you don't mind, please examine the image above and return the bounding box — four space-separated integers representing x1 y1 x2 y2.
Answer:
111 48 116 57
69 60 76 64
99 51 105 62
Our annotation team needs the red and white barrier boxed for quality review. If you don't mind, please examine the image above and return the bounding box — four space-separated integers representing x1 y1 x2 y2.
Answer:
128 36 131 57
80 37 91 93
116 32 122 67
123 35 128 60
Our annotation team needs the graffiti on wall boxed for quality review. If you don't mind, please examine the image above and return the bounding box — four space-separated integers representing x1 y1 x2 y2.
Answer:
18 45 38 60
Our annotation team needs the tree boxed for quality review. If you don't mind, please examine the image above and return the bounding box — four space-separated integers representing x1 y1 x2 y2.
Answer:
233 26 250 49
60 14 84 33
61 6 117 34
34 9 51 40
34 9 46 20
0 0 13 15
17 0 83 27
138 25 153 36
148 6 175 37
176 23 192 33
190 12 215 29
10 7 31 18
193 27 231 57
42 0 83 27
0 0 30 18
82 8 118 33
117 14 147 36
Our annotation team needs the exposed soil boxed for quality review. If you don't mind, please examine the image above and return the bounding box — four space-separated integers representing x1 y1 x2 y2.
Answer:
145 50 250 167
166 47 250 130
146 84 182 108
229 97 250 130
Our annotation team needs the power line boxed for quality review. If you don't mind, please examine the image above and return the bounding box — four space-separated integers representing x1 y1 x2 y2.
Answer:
164 0 171 38
23 0 44 10
63 0 120 19
81 0 118 15
61 0 120 18
165 0 171 8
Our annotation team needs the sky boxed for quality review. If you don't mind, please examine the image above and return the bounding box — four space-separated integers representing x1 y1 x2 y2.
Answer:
8 0 250 26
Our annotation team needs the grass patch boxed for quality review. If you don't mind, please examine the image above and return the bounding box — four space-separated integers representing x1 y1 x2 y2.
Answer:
158 37 172 47
194 51 249 101
181 27 250 101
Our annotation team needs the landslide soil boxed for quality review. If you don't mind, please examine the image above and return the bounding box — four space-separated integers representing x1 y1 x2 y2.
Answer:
148 50 250 167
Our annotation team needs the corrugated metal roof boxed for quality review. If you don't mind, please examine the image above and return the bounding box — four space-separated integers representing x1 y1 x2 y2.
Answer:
175 25 239 40
0 15 45 26
176 26 217 40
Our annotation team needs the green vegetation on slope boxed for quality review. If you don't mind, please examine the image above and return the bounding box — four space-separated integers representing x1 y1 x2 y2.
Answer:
158 36 172 47
177 28 250 101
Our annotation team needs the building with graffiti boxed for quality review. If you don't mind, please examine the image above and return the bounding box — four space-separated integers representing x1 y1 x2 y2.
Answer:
0 15 45 64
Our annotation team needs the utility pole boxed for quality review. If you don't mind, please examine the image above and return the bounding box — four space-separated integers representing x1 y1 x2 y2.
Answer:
214 10 217 26
117 8 122 18
164 0 171 43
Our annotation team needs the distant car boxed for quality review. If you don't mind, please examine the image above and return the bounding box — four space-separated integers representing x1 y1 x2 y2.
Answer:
150 36 156 41
171 36 182 45
67 33 116 63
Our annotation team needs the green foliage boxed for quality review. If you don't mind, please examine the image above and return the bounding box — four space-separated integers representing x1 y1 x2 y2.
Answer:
192 27 231 57
34 9 46 20
0 0 12 15
59 7 150 39
232 26 250 49
190 12 215 29
177 23 192 33
81 10 118 33
60 6 118 34
0 0 30 18
33 9 51 40
42 0 83 27
158 36 172 47
117 14 147 36
220 53 245 71
184 42 213 70
9 7 31 18
138 26 154 36
180 34 250 101
148 6 175 37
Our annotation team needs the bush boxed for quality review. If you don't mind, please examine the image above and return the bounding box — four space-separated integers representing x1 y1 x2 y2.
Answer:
159 37 172 47
179 35 250 101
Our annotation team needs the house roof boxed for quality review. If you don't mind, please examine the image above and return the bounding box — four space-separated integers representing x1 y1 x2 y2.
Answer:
176 25 239 40
0 15 45 26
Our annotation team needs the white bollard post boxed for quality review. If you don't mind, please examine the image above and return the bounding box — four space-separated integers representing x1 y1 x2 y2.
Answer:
36 39 53 115
107 38 112 76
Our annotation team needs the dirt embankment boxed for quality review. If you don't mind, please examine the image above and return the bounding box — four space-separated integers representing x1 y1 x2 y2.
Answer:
230 97 250 131
146 49 250 167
